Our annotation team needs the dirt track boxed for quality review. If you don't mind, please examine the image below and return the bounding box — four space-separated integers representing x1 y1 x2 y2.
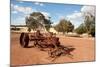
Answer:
11 32 95 66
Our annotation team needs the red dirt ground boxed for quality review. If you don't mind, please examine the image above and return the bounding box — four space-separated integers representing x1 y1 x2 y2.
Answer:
11 32 95 66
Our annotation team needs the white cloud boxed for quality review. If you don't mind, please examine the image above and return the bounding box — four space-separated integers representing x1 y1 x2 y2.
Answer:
66 11 84 28
15 5 33 14
81 6 95 16
51 12 83 28
74 10 79 13
40 3 44 6
65 6 95 28
34 2 39 5
34 2 44 6
67 12 82 20
11 4 34 25
59 16 65 20
11 4 34 14
12 11 18 14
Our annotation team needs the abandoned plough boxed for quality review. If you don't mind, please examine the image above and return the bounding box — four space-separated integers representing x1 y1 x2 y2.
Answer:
48 45 75 61
20 30 75 61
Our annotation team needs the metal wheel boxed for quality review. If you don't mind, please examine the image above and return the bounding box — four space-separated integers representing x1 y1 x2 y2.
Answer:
20 32 29 48
33 40 38 47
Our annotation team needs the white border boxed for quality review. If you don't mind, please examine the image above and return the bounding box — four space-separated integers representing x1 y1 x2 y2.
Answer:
0 0 10 67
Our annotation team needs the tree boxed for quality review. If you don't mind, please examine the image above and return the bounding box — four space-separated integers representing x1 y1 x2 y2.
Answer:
27 28 31 32
75 23 87 34
54 19 74 34
89 24 95 37
84 14 95 37
75 14 95 37
25 12 52 31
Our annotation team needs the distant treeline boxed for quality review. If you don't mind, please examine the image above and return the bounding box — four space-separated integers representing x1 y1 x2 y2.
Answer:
11 25 27 31
11 25 27 27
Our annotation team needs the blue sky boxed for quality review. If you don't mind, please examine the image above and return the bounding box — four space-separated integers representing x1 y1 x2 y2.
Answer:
11 0 95 28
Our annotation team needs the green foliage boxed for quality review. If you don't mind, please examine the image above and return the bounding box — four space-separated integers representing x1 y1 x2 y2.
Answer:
84 14 95 37
89 24 95 37
75 14 95 37
11 28 20 31
27 28 31 32
54 19 74 34
75 23 87 34
26 12 52 31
